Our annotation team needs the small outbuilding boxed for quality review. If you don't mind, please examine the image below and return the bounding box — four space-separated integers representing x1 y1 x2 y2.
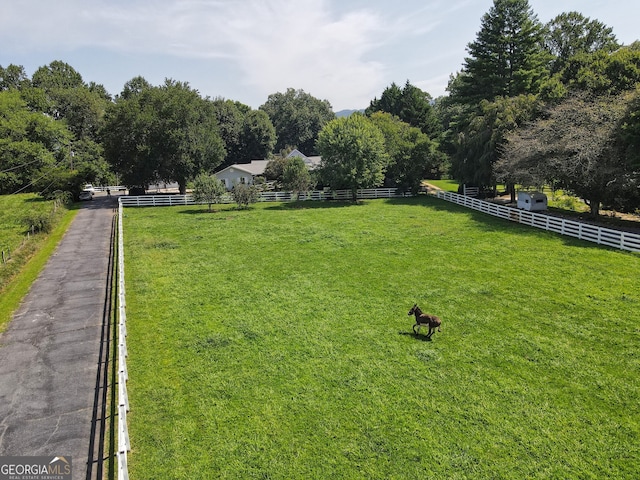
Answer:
517 191 547 211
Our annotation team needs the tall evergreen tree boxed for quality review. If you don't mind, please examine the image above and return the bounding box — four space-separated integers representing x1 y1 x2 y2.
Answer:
459 0 550 103
366 80 440 138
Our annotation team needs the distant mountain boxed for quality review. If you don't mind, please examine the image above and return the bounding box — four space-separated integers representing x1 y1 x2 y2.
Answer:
335 109 365 118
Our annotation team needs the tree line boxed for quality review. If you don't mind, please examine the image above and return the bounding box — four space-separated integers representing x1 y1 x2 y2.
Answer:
1 0 639 215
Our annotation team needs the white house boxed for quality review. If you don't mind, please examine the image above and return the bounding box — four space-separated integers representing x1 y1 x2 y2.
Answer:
286 149 322 170
214 150 322 191
214 160 270 190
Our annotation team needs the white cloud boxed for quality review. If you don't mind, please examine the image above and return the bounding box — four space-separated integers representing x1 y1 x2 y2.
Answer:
0 0 390 108
212 0 386 108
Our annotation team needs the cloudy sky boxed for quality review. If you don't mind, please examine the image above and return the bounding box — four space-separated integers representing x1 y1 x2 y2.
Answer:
1 0 638 111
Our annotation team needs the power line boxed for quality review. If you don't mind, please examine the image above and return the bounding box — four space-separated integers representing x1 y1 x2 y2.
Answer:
10 157 68 195
0 158 41 174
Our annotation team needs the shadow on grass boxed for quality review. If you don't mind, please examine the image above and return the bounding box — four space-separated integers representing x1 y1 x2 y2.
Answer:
263 200 363 211
398 331 434 342
399 195 638 252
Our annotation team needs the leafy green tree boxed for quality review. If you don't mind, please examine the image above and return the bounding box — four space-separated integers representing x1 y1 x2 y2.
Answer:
451 94 540 194
562 46 640 95
192 173 226 212
545 12 619 74
0 64 30 91
31 61 84 91
0 90 72 195
366 81 440 137
369 112 444 194
240 109 276 161
316 114 388 201
260 88 334 154
211 98 244 166
459 0 550 103
282 156 312 198
498 92 635 216
155 80 225 193
263 155 288 187
102 78 225 193
231 183 259 209
212 99 276 166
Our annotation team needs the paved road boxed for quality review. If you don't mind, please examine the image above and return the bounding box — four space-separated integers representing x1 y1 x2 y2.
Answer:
0 194 118 480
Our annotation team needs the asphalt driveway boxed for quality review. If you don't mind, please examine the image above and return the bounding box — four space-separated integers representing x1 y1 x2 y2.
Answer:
0 193 118 480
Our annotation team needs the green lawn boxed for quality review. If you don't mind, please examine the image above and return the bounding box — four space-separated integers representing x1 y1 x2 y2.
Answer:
0 194 78 331
123 197 639 479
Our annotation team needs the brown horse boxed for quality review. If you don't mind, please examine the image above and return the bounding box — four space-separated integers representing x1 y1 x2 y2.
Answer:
408 304 442 337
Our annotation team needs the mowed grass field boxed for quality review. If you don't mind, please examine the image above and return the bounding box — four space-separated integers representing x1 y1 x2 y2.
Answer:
123 197 639 479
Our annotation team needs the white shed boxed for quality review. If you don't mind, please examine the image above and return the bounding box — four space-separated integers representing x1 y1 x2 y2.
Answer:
517 191 547 211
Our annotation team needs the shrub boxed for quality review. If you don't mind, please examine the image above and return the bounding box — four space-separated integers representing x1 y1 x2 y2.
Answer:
231 183 259 209
21 210 53 234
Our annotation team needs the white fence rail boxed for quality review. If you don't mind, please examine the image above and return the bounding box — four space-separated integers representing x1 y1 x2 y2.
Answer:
94 185 127 193
437 190 640 252
117 201 130 480
118 188 408 207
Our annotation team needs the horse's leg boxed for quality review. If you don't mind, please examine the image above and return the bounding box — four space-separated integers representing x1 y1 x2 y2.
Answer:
413 323 418 335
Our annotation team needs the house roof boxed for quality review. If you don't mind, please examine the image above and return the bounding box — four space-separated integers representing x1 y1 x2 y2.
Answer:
215 151 322 178
215 159 270 176
286 149 322 169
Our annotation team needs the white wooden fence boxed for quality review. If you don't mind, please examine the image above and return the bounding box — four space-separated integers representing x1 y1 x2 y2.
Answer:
118 188 408 207
437 190 640 252
117 201 130 480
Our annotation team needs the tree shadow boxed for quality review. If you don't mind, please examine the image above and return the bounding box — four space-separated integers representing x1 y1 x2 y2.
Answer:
263 200 363 211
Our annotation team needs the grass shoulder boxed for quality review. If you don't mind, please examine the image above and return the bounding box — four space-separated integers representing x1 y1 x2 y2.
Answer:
0 196 79 332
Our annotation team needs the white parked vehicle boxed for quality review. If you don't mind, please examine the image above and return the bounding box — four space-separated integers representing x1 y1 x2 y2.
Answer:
79 190 93 201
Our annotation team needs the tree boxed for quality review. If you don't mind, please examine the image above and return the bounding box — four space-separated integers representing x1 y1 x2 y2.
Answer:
498 92 634 216
545 12 619 74
240 109 276 161
101 78 225 193
231 183 259 209
369 112 444 194
366 81 440 137
282 156 312 198
459 0 550 103
263 155 289 188
316 114 388 201
450 94 540 193
0 64 30 91
562 46 640 95
260 88 334 154
0 90 73 195
192 173 226 212
212 100 276 166
31 61 84 91
155 80 225 193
